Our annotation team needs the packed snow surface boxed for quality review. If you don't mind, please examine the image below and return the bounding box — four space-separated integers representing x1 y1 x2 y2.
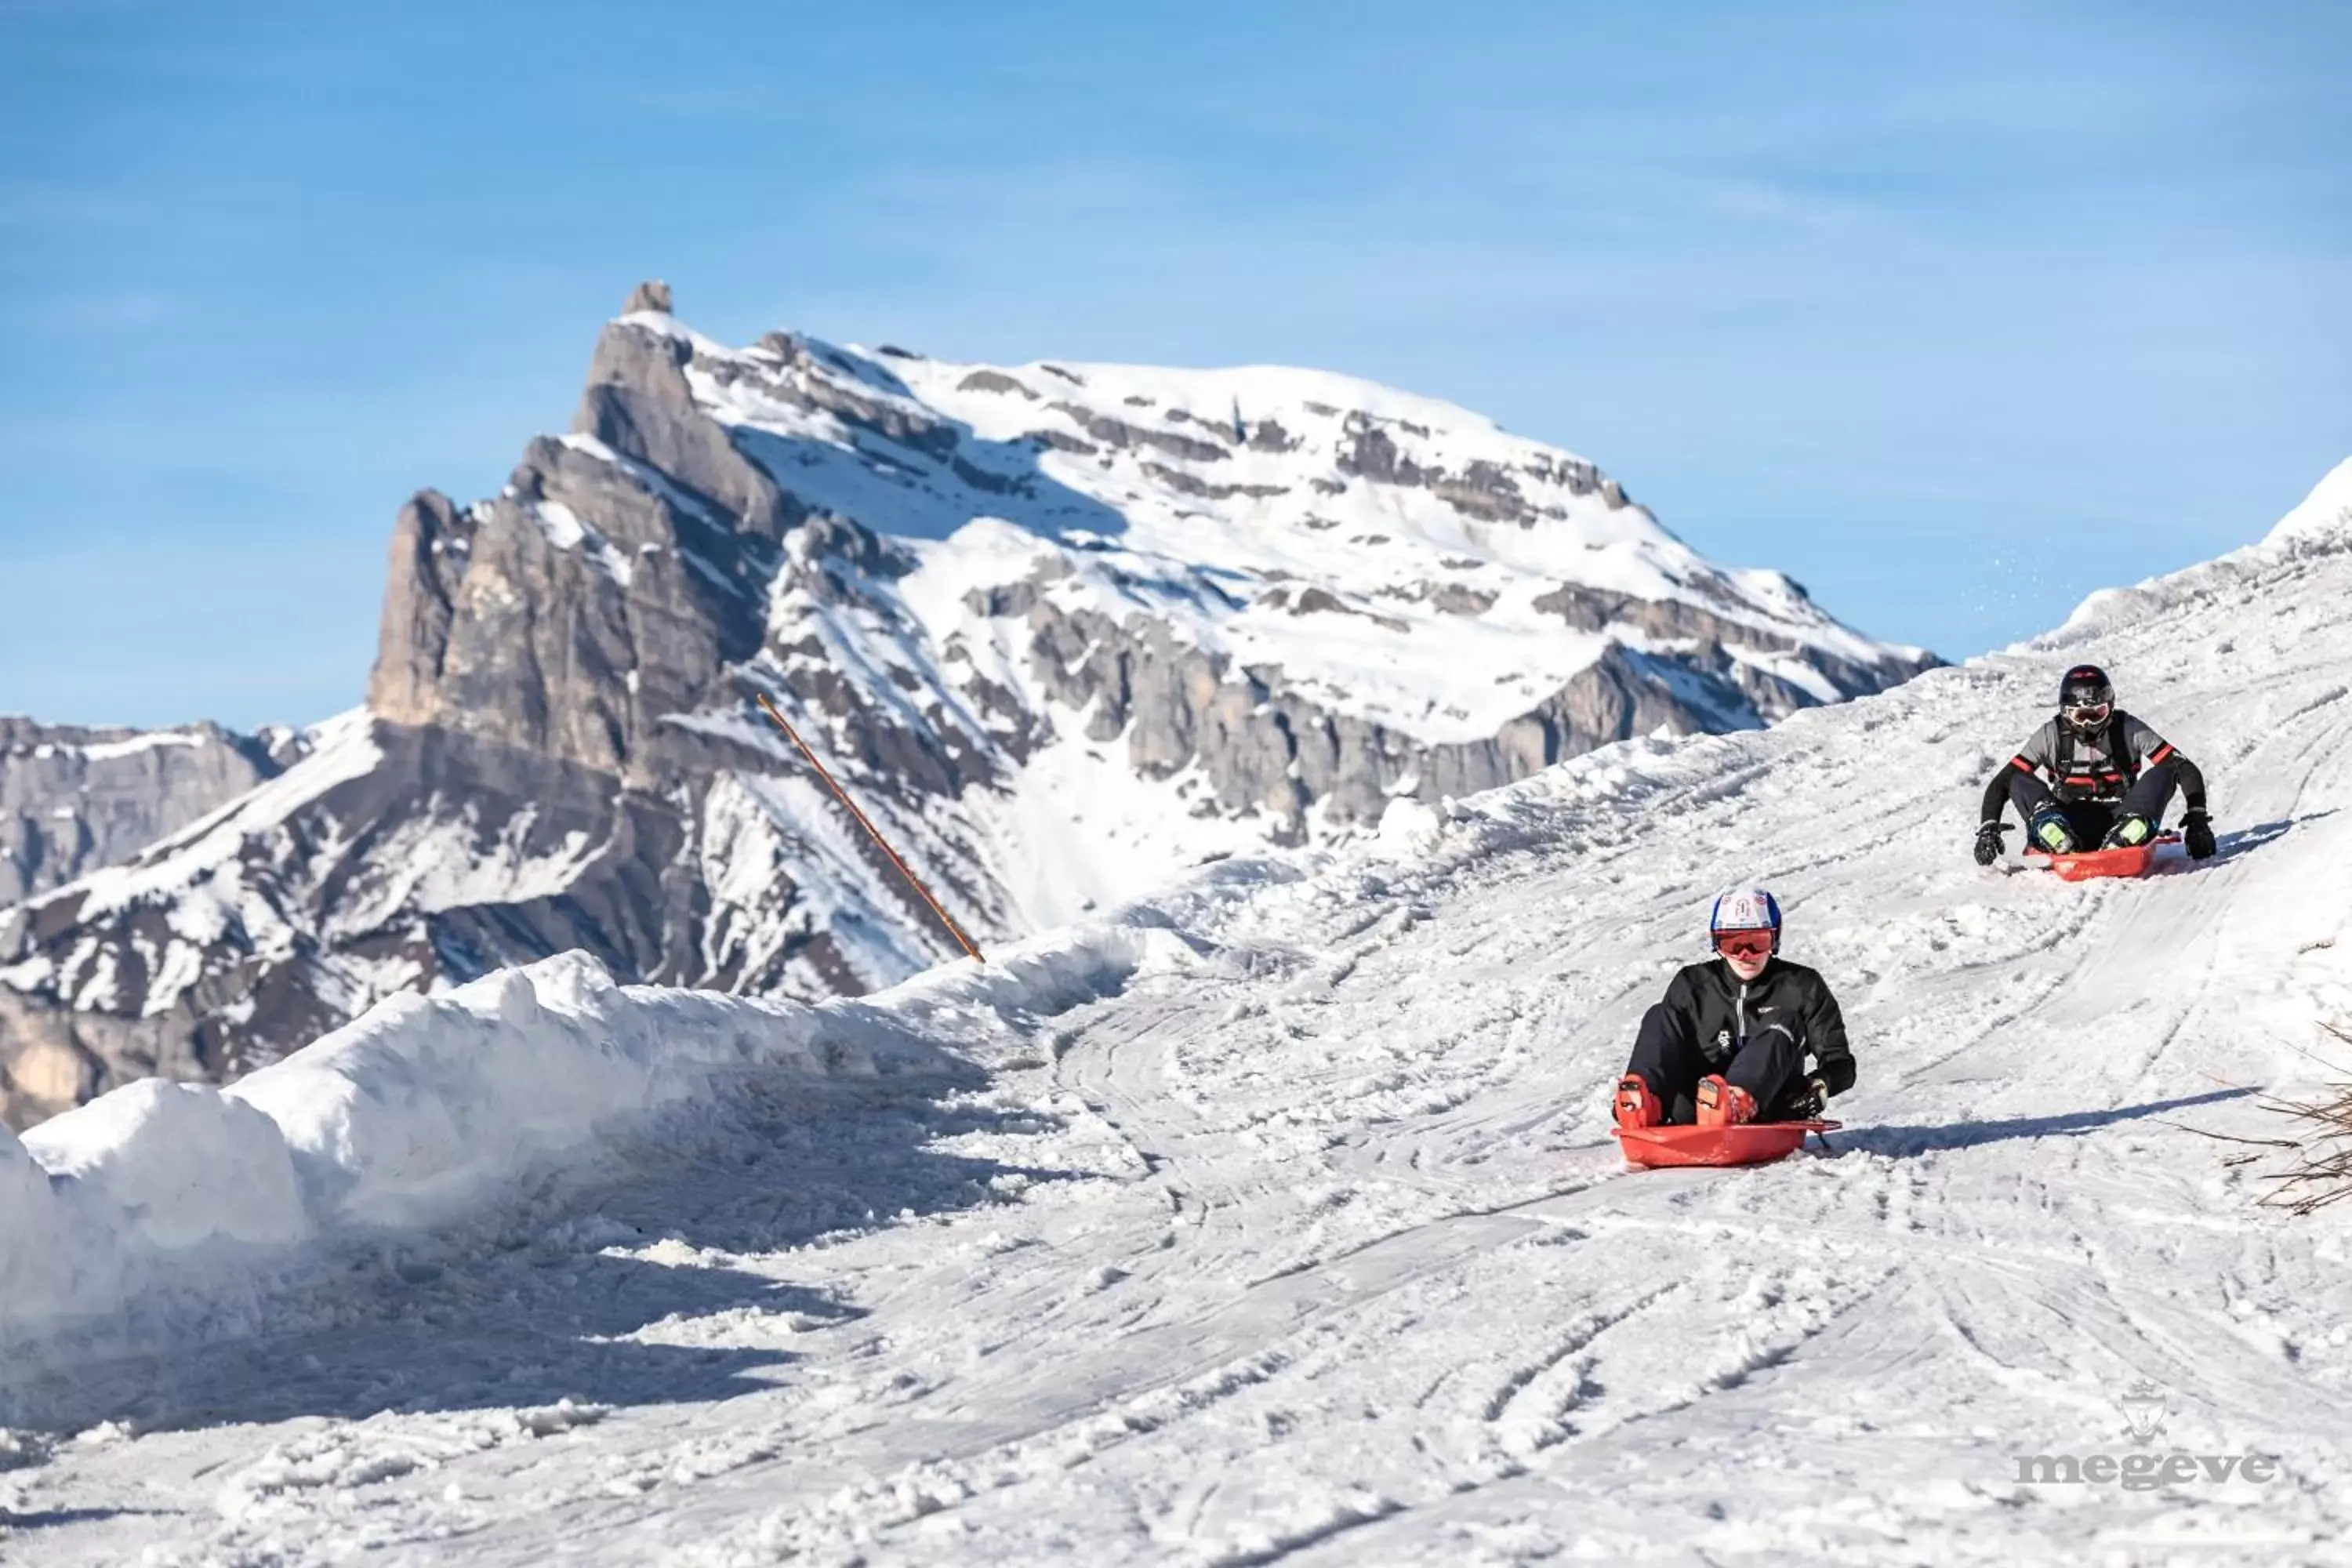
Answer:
4 473 2351 1563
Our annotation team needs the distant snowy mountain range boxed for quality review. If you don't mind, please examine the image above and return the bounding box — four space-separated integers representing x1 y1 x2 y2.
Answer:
0 281 1934 1126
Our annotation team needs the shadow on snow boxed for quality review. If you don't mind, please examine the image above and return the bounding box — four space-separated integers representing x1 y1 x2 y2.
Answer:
1 1506 179 1532
1840 1086 2255 1158
728 407 1133 546
2205 808 2334 866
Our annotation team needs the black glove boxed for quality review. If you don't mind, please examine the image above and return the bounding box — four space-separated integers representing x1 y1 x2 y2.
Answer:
1973 821 2009 866
1787 1074 1832 1119
2183 809 2216 861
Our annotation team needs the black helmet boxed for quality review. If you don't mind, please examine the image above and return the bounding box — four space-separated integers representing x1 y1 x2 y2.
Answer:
2058 663 2114 736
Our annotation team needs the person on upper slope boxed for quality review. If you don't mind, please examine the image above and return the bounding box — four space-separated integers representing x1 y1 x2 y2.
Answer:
1971 663 2216 865
1612 889 1856 1130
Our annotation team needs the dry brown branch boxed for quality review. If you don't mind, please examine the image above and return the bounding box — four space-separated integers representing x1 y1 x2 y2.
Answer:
2249 1020 2352 1216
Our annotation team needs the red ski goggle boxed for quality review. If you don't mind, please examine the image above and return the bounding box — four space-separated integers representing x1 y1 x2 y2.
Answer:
1713 930 1774 960
2063 701 2111 728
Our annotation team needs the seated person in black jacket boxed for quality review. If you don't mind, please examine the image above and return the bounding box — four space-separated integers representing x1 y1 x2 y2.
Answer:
1613 888 1857 1128
1972 662 2216 863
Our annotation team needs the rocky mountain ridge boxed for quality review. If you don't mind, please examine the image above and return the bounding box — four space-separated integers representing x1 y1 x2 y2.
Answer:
0 720 304 906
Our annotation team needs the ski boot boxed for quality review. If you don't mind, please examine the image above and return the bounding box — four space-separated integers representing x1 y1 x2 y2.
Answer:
1695 1074 1757 1128
2029 808 2078 854
1613 1074 1663 1130
2103 814 2154 849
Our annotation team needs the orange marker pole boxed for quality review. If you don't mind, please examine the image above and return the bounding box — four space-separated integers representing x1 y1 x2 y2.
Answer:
754 690 986 964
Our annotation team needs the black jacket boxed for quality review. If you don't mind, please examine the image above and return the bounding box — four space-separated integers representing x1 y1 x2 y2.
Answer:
1657 957 1857 1096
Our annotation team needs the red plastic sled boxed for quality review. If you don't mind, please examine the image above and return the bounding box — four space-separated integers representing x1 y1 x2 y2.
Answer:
2024 831 2180 882
1612 1120 1841 1169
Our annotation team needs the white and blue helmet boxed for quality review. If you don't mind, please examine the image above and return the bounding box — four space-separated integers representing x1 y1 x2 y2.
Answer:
1709 887 1783 953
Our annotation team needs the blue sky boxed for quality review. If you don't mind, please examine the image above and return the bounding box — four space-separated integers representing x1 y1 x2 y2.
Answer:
3 0 2346 729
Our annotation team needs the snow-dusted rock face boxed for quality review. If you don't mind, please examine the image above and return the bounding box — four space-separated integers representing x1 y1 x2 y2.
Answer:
0 718 303 906
0 285 1935 1127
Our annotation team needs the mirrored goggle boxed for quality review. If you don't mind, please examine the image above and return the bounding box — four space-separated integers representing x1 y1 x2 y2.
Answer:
1713 930 1774 959
2063 701 2112 725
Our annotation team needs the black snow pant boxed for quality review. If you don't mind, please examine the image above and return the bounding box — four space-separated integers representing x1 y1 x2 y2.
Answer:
1626 1003 1806 1126
2007 761 2180 848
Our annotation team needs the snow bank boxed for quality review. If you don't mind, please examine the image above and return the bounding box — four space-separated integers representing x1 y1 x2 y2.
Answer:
0 954 909 1378
230 954 832 1232
28 1078 309 1252
0 915 1192 1396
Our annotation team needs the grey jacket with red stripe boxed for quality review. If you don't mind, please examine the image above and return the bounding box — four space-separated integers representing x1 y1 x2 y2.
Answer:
1978 709 2207 822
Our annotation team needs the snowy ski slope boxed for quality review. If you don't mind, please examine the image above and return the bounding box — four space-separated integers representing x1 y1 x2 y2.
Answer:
2 464 2350 1563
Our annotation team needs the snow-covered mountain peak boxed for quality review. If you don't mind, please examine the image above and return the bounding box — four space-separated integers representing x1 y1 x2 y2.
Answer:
663 310 1877 615
581 302 1924 747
